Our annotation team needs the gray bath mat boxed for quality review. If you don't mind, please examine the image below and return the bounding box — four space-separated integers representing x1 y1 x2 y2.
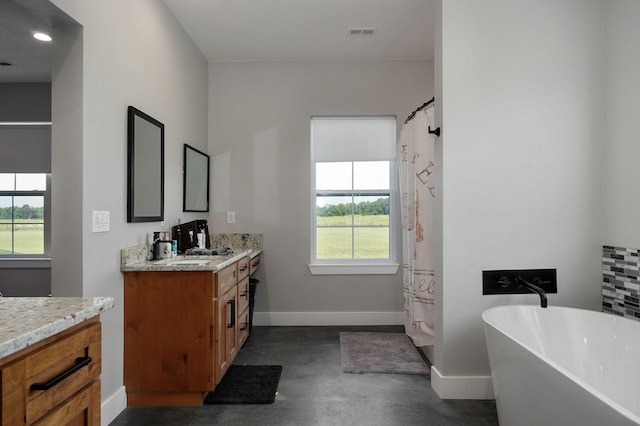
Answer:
340 332 429 375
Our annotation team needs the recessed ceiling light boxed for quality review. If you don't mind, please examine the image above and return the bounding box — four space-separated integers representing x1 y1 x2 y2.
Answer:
33 32 52 42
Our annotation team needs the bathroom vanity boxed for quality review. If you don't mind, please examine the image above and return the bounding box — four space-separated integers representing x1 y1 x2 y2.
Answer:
0 297 114 425
121 249 262 407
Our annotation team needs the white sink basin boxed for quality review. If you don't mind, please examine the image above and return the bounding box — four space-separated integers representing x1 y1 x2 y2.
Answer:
166 260 211 266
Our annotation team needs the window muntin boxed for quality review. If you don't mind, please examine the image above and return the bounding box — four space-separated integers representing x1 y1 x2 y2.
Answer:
315 162 391 260
310 116 397 274
0 173 48 256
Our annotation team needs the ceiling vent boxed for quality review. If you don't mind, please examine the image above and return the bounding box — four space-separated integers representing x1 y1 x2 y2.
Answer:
349 28 376 37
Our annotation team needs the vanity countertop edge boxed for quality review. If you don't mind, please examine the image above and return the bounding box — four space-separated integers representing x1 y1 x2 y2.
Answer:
120 249 262 272
0 296 115 360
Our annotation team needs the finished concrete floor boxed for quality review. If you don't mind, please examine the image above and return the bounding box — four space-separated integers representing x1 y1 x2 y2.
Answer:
110 325 498 425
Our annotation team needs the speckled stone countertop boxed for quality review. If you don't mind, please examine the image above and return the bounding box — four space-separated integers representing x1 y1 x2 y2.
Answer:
120 249 261 272
121 233 263 272
0 297 115 360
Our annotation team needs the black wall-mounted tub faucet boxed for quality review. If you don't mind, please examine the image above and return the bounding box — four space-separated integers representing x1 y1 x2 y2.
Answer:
516 276 548 308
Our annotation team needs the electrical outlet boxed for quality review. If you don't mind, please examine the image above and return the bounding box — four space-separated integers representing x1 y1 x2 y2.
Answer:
482 269 557 295
227 211 235 224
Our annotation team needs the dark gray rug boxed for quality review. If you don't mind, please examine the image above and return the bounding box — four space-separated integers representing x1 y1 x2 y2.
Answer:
204 365 282 404
340 332 429 375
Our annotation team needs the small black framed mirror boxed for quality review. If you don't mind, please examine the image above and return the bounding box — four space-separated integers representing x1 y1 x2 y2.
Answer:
127 106 164 222
183 144 209 212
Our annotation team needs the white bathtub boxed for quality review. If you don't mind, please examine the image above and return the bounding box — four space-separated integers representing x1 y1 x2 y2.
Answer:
482 305 640 426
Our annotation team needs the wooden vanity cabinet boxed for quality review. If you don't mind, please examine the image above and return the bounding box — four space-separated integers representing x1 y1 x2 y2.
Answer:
124 257 255 407
0 319 102 426
124 270 216 406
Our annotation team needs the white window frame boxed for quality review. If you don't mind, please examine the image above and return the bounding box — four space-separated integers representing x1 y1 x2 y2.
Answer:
0 174 51 263
309 116 399 275
0 120 52 269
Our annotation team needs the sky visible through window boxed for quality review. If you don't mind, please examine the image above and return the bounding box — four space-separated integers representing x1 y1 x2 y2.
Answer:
0 174 45 209
315 161 389 207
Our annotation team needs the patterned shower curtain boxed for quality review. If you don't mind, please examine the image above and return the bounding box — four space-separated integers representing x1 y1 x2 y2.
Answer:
398 103 436 347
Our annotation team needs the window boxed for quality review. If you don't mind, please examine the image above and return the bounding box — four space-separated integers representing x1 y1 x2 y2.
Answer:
309 116 398 275
0 173 50 257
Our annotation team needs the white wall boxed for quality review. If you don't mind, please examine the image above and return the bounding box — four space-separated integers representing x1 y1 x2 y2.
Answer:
603 0 640 248
48 0 208 422
434 0 604 398
208 60 433 323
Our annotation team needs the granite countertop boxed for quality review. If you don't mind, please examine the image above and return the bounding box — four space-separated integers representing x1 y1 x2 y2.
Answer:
0 297 115 360
120 249 262 272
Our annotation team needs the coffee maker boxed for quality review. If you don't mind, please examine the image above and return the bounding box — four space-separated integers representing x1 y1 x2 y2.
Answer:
171 220 210 253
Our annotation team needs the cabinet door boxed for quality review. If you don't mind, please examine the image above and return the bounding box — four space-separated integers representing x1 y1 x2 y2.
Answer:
124 271 214 392
237 277 250 315
215 287 238 384
237 308 250 348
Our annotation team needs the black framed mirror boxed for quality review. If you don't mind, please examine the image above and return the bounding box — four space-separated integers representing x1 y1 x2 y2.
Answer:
183 144 210 212
127 106 164 222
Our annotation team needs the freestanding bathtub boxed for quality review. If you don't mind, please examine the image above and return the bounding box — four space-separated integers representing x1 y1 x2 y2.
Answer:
482 305 640 426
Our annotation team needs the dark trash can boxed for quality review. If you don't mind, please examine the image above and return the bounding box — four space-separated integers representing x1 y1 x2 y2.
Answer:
249 278 259 332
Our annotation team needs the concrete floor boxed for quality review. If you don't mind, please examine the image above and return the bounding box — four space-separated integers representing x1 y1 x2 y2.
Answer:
110 325 498 425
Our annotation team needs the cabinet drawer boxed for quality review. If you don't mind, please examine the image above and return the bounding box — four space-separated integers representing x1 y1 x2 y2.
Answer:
237 277 250 315
237 257 250 281
1 321 101 426
249 255 261 275
216 262 237 296
26 322 101 425
32 379 100 426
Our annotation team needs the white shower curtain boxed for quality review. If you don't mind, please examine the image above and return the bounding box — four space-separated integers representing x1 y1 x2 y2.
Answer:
398 104 436 347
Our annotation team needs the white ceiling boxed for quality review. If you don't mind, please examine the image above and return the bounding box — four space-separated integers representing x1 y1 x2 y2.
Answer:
0 0 435 84
0 0 52 82
162 0 435 62
0 0 78 83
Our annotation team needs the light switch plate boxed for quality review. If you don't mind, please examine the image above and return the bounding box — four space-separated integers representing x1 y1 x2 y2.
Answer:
92 210 110 233
227 211 235 224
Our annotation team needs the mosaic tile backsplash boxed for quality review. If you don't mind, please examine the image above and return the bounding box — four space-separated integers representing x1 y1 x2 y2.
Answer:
602 245 640 320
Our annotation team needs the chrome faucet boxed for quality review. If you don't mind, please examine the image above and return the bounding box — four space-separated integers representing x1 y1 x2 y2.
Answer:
516 276 548 308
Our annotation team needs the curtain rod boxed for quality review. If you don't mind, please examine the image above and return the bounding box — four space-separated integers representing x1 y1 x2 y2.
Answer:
403 97 435 124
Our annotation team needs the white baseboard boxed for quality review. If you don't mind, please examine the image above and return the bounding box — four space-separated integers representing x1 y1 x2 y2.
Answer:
430 366 494 400
101 385 127 426
419 345 434 364
253 311 403 326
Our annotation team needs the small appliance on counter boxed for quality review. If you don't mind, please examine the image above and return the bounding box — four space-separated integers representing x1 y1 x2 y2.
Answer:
153 231 173 260
171 219 210 253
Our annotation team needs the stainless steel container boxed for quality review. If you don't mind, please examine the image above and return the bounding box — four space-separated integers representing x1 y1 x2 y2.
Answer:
157 241 173 259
